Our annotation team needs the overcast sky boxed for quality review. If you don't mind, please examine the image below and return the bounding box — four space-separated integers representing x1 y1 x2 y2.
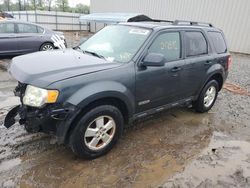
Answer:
68 0 90 7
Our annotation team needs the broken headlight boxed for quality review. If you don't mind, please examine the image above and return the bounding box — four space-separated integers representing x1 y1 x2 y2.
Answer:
23 85 59 107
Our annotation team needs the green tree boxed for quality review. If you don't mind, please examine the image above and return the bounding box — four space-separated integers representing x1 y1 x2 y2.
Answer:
75 3 89 14
55 0 69 12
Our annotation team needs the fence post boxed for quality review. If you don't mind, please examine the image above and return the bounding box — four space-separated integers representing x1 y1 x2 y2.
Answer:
35 10 37 23
26 11 29 21
55 11 58 30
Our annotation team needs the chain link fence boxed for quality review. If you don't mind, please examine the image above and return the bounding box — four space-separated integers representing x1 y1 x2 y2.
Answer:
9 10 90 31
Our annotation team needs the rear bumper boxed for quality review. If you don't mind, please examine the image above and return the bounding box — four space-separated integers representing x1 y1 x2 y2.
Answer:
4 103 80 143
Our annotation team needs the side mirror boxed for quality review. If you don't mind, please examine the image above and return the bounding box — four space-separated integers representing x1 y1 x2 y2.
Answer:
141 53 165 67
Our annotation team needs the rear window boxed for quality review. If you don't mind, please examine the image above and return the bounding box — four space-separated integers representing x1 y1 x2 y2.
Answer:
185 31 208 57
208 31 227 54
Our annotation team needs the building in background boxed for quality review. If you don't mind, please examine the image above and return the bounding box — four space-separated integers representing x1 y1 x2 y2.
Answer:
90 0 250 54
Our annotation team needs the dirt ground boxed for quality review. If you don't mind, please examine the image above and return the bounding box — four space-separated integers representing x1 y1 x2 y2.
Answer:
0 34 249 188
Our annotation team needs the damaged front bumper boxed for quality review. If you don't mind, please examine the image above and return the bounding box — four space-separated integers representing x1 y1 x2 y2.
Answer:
4 103 80 143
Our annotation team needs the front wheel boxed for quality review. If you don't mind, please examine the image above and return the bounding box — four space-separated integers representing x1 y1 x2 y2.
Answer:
40 43 54 51
193 80 219 113
69 105 124 159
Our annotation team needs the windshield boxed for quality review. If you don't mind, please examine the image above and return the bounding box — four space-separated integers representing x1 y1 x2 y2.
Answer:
79 25 151 63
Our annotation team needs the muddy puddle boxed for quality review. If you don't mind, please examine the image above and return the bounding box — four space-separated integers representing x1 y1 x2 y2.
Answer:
163 132 250 187
0 108 213 188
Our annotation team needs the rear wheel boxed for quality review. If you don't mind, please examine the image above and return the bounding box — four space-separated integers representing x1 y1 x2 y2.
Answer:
40 43 54 51
69 105 124 159
193 80 219 113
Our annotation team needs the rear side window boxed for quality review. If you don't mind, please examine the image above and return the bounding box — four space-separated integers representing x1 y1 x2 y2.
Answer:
0 23 15 33
37 26 44 33
17 23 38 33
185 31 207 57
208 31 227 54
148 32 181 62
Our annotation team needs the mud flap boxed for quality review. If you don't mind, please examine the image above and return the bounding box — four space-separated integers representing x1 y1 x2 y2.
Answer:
4 105 20 128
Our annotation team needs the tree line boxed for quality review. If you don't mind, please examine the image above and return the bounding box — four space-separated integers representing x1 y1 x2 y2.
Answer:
0 0 89 13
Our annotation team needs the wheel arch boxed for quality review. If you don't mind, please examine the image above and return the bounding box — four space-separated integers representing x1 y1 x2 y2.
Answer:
208 73 223 91
57 81 135 144
63 95 132 145
39 42 55 51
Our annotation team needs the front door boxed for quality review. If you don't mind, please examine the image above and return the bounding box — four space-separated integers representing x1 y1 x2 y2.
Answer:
135 31 186 113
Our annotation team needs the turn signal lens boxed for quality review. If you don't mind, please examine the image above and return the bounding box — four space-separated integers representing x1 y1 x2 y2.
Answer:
47 90 59 103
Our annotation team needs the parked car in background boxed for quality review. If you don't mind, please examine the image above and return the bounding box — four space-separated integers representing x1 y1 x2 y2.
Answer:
0 12 14 19
0 19 66 56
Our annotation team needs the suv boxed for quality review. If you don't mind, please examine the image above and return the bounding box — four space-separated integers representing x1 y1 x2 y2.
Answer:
4 20 231 159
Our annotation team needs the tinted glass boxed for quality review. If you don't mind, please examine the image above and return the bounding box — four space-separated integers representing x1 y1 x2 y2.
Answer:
208 31 227 54
0 23 15 33
17 23 38 33
148 32 181 61
186 31 207 56
79 25 151 63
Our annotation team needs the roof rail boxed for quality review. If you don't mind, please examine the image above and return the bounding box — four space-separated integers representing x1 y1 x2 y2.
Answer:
173 20 213 27
151 19 173 23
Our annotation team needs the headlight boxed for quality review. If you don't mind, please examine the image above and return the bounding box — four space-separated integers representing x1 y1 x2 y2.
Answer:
23 85 59 107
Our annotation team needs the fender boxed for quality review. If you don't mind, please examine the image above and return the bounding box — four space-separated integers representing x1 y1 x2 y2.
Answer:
56 81 135 143
196 63 226 98
67 81 135 117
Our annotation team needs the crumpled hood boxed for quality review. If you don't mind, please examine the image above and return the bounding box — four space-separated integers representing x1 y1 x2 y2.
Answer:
9 49 121 87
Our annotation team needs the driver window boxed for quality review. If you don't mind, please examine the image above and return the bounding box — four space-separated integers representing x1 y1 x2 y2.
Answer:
148 32 181 62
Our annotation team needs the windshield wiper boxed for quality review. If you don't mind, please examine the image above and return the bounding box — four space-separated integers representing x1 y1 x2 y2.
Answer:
73 46 81 50
82 50 106 60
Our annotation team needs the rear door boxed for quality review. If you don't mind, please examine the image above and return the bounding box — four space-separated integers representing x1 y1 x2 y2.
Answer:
182 30 213 98
0 22 19 55
15 23 44 53
136 30 186 113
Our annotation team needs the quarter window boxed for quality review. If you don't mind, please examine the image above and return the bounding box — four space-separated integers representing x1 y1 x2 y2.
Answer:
185 31 207 57
37 26 44 33
148 32 181 62
17 24 38 33
208 31 227 54
0 23 15 33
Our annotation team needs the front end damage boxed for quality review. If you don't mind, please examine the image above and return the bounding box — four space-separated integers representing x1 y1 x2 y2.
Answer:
4 82 79 143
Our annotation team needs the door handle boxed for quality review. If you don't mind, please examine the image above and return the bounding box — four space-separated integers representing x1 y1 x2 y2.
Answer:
205 61 213 65
171 67 182 72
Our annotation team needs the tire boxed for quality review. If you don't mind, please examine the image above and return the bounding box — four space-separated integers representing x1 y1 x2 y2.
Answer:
69 105 124 159
40 43 54 51
193 80 219 113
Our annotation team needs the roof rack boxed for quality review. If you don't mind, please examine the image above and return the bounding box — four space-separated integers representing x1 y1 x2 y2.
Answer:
173 20 213 27
151 19 173 24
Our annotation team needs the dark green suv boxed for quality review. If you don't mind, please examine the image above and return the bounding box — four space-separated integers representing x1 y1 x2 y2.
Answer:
4 20 231 159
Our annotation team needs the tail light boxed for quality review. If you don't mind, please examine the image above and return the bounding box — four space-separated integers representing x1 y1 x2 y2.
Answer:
226 55 232 70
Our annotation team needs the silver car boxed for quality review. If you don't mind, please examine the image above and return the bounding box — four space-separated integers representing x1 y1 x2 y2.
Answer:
0 19 66 56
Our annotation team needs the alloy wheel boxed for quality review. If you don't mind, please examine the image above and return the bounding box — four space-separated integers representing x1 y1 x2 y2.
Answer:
84 116 116 151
